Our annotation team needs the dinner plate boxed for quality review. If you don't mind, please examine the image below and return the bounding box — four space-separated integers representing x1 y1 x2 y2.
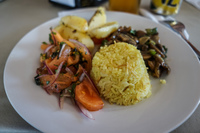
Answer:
4 9 200 133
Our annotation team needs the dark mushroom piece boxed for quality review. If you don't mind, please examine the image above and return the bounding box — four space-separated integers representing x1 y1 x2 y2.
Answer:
117 33 137 46
153 62 161 78
141 44 149 51
150 34 160 44
142 53 152 60
156 43 166 54
162 63 171 74
136 30 146 38
147 60 155 71
149 43 166 58
154 54 171 75
154 54 165 66
139 36 150 45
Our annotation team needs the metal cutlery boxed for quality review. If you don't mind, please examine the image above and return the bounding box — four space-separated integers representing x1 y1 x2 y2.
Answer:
162 20 200 59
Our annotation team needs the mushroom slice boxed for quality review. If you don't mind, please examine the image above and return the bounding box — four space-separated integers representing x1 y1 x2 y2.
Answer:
149 43 165 58
139 36 150 45
117 33 137 45
150 34 160 44
156 43 166 53
154 54 165 66
142 53 152 60
136 30 146 38
162 63 171 74
153 62 161 78
147 60 155 71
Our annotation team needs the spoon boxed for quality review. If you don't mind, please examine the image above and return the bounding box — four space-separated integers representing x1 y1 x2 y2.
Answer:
163 20 200 59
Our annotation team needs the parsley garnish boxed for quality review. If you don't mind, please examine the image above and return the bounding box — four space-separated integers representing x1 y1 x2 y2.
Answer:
42 42 48 45
130 29 136 35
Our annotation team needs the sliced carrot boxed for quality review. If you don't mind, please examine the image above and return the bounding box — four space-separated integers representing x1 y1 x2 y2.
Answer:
47 56 66 72
75 78 104 111
50 30 92 72
67 54 80 66
39 73 72 93
41 44 49 50
51 29 64 45
67 40 92 73
46 45 71 72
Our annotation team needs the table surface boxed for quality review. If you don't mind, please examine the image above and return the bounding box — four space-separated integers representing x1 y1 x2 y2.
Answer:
0 0 200 133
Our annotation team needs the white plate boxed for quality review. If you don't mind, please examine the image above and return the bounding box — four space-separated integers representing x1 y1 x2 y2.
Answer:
4 9 200 133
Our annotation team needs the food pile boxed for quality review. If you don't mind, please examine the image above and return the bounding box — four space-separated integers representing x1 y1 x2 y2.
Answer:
35 29 105 119
91 42 152 105
105 26 171 78
34 7 170 119
54 7 119 53
34 7 119 119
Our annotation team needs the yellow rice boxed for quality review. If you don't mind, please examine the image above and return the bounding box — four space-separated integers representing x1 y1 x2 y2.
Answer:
90 42 151 105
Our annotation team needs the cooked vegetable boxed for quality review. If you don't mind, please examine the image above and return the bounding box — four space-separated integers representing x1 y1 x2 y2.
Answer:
54 24 65 35
35 29 104 120
54 7 119 53
88 7 106 31
107 26 170 78
89 21 119 39
75 100 95 120
145 27 158 35
60 15 88 33
62 26 94 52
75 77 104 111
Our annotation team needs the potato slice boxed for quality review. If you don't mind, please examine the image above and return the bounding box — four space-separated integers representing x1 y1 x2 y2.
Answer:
89 21 119 39
62 26 94 52
54 24 65 35
60 15 88 33
88 7 106 31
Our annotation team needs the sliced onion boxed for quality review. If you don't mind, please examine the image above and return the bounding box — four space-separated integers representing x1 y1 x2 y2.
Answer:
44 86 54 95
79 72 85 82
65 67 74 75
44 45 54 53
55 61 64 77
59 90 66 109
69 39 91 55
44 61 54 75
61 89 71 97
75 100 95 120
59 44 66 58
43 61 64 89
59 96 65 109
81 65 100 95
35 74 50 79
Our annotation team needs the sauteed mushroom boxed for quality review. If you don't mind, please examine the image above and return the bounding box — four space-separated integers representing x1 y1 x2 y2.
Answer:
107 26 170 78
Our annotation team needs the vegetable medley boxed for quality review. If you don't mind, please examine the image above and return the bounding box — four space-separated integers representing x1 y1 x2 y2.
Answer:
34 29 104 119
34 7 171 120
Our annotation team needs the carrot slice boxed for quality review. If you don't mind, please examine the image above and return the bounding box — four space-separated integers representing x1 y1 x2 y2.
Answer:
47 45 71 71
41 44 49 50
50 30 92 72
75 78 104 111
51 29 63 45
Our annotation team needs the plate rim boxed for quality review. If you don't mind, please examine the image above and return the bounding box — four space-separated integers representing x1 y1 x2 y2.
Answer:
3 9 200 133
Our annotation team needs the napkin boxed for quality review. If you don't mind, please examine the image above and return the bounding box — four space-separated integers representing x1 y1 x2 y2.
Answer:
185 0 200 10
139 8 189 40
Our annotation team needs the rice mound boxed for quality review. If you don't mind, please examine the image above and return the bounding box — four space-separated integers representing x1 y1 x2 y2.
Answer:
90 42 151 105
